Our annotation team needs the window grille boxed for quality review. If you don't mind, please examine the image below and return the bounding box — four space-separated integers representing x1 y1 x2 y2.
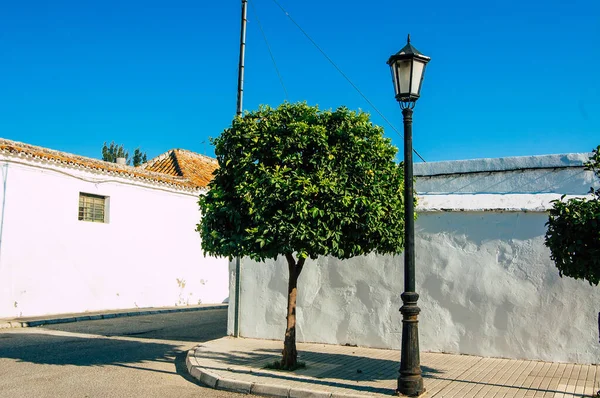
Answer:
78 193 107 223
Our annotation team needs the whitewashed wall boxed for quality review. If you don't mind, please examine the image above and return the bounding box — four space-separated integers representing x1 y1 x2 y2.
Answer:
229 152 600 364
0 156 228 318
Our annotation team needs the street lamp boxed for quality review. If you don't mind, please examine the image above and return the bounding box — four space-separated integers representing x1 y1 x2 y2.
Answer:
387 34 430 397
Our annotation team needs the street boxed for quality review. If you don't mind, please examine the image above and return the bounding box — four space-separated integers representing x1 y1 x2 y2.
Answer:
0 308 245 397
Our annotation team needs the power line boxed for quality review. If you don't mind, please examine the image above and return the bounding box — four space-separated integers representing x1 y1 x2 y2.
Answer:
249 0 289 101
270 0 427 163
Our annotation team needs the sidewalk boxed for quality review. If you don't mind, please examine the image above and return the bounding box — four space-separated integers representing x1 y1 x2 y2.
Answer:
0 303 227 329
186 337 600 398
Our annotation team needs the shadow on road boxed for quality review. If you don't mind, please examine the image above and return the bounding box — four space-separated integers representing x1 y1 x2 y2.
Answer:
0 309 229 369
41 308 228 343
0 332 180 366
174 350 202 384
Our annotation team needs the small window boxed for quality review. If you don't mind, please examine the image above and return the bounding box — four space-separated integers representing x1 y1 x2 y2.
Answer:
78 193 107 223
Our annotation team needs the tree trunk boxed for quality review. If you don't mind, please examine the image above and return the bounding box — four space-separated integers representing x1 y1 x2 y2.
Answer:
281 253 305 369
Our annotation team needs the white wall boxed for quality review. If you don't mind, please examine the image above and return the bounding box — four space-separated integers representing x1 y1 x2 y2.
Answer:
230 153 600 363
0 157 228 318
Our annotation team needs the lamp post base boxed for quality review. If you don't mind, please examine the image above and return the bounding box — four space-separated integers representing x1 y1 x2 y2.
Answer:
396 378 425 397
397 292 424 397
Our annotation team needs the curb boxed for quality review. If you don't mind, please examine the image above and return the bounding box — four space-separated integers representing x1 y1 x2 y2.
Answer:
0 304 227 329
185 347 371 398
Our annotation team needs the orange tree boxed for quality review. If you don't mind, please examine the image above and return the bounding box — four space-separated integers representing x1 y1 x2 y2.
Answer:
197 102 408 369
545 145 600 285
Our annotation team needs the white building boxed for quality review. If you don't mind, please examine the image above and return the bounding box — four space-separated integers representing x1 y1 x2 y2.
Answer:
229 152 600 364
0 138 229 318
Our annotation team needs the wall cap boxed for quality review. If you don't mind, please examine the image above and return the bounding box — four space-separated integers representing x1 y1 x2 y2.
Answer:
414 153 591 177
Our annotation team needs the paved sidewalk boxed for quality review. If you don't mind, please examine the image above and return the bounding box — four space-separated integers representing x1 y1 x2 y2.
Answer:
186 337 600 398
0 303 227 329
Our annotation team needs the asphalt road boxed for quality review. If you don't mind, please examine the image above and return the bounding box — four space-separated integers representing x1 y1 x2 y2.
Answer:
0 308 245 398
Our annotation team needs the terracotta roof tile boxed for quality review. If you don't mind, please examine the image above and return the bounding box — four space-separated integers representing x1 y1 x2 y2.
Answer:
141 149 217 188
0 138 217 190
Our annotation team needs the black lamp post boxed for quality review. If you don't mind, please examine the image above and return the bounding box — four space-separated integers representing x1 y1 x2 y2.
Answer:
387 34 430 397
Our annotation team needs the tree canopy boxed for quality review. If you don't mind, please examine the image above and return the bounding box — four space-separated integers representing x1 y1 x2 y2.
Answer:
132 148 148 167
545 145 600 285
102 142 147 166
197 102 408 369
197 102 407 263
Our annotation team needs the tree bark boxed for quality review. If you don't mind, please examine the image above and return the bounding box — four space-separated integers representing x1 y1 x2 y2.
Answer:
281 253 305 369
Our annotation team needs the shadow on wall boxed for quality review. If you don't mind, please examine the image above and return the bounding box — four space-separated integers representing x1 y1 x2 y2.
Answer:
416 167 591 195
417 212 547 246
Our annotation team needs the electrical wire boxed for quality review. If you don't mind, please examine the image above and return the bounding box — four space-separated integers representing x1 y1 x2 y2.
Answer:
270 0 427 162
249 0 289 101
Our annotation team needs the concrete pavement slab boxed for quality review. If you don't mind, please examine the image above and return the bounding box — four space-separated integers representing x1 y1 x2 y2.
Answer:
186 337 600 398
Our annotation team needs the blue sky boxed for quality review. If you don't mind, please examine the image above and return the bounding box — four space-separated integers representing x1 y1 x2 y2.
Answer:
1 0 598 163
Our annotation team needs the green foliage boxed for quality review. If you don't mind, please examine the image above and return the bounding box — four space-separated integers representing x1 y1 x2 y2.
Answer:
102 141 130 165
132 147 148 167
545 145 600 285
586 145 600 181
197 102 408 262
102 142 147 166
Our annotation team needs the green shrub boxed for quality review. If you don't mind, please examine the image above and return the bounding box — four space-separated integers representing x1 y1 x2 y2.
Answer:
545 146 600 285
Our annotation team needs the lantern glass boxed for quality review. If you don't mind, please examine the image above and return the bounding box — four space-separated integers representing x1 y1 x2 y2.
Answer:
411 58 426 96
392 59 411 98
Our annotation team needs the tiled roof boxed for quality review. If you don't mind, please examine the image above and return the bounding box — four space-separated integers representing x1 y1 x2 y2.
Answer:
140 149 218 188
0 138 217 190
